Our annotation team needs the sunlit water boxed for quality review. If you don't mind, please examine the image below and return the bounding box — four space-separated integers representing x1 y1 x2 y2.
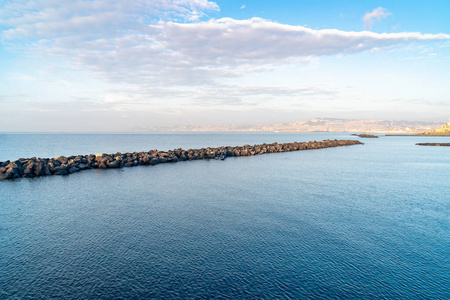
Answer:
1 133 449 299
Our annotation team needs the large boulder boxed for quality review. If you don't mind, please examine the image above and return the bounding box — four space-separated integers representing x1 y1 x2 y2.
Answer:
34 163 46 176
23 165 35 177
87 156 96 164
107 161 121 168
141 156 149 164
6 166 20 178
57 156 69 164
148 158 159 165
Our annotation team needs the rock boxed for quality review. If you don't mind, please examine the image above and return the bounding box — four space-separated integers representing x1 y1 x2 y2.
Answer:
107 161 121 168
55 169 69 175
58 156 69 164
78 164 88 170
68 167 80 174
24 167 35 177
3 169 14 179
6 167 20 179
158 158 168 163
51 160 62 167
148 159 159 165
6 162 18 170
158 152 169 158
34 163 46 176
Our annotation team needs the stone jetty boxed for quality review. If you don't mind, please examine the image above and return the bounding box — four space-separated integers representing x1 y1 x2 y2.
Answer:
0 139 363 181
351 134 379 138
416 143 450 146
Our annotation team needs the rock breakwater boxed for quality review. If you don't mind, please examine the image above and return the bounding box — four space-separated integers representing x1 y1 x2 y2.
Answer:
0 139 363 181
351 134 379 138
416 143 450 146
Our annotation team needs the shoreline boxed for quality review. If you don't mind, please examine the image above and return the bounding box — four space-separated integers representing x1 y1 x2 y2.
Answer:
0 140 363 181
416 143 450 146
386 134 450 136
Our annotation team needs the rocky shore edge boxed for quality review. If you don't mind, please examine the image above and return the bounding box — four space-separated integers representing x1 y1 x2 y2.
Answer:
0 139 363 181
416 143 450 146
386 134 450 136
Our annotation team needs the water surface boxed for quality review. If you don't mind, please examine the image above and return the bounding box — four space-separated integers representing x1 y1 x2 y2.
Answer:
1 133 449 299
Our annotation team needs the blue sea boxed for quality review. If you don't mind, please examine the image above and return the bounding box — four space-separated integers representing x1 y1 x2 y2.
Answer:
1 133 449 299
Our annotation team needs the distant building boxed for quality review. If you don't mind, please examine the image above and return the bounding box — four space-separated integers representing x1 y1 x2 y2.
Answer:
423 119 450 135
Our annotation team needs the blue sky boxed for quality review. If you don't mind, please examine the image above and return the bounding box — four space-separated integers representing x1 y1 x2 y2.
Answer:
0 0 449 132
216 1 450 33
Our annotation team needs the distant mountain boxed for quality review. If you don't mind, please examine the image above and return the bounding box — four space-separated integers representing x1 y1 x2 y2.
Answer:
131 118 444 133
250 118 442 133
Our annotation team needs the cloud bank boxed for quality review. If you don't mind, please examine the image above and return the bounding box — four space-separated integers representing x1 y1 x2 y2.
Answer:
152 18 448 63
1 1 448 86
77 18 450 87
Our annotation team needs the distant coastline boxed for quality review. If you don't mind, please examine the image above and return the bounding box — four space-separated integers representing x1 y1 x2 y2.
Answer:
386 134 450 136
129 118 444 134
386 121 450 136
0 118 446 134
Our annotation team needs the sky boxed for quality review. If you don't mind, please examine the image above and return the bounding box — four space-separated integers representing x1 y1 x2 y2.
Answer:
0 0 449 132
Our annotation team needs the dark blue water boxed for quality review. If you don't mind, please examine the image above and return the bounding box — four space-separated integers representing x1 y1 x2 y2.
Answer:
1 133 449 299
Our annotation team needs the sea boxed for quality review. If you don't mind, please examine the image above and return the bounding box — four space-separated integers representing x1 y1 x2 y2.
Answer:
0 132 449 299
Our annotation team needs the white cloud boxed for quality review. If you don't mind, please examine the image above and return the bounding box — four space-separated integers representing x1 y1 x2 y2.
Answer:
15 17 445 89
153 18 448 64
2 2 448 88
0 0 219 39
240 5 246 9
363 7 392 29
